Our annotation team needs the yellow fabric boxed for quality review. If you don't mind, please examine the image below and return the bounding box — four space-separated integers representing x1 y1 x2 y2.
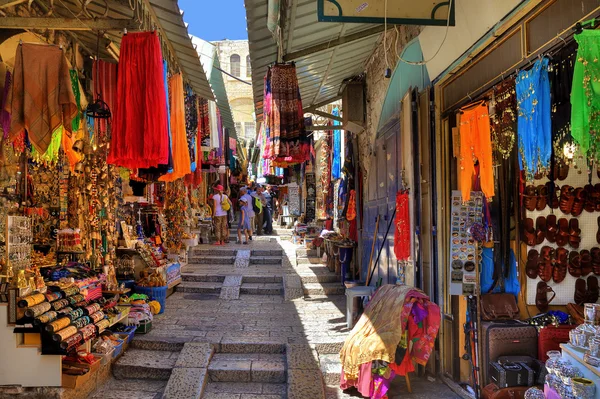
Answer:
160 73 191 182
148 300 161 315
339 284 414 380
30 125 63 163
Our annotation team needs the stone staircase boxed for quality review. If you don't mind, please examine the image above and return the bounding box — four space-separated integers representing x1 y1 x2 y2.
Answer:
295 249 345 297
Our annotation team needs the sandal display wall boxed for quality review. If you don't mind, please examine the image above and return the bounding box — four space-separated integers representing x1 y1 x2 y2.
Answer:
526 165 600 305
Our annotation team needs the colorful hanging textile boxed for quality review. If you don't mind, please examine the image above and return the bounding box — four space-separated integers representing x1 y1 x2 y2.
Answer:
0 69 11 137
332 107 342 179
571 30 600 162
516 57 551 179
199 98 211 149
92 60 117 117
489 77 516 160
458 101 494 201
160 73 191 182
70 70 81 131
263 63 309 165
394 191 410 261
5 43 77 154
184 85 197 171
108 32 169 169
209 100 219 149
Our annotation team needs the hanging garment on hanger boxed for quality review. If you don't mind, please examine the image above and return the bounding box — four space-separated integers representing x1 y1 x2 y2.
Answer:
458 101 495 201
394 191 411 261
208 100 219 150
160 73 191 182
109 32 169 169
0 68 11 137
332 107 342 179
572 29 600 162
5 43 77 154
517 57 551 180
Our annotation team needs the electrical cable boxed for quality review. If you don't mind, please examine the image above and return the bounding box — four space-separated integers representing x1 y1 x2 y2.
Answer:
384 0 454 66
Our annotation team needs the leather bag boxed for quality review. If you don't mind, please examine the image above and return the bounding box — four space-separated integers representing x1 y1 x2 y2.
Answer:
482 383 530 399
481 293 519 321
538 325 576 361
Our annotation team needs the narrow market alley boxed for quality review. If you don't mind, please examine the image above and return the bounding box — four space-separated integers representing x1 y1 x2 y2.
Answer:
89 232 461 399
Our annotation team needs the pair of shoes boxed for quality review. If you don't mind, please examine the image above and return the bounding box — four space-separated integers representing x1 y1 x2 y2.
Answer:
575 276 600 305
214 242 222 246
249 236 253 241
236 239 241 244
243 241 249 245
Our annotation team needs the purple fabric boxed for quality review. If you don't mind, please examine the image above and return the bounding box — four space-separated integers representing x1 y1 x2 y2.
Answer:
411 302 428 324
1 70 12 138
372 369 396 399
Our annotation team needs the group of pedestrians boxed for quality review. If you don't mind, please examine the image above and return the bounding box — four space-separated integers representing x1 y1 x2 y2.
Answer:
211 183 276 246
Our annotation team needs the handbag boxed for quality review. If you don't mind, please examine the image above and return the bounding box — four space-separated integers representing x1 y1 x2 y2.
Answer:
481 293 519 321
220 195 231 211
482 383 529 399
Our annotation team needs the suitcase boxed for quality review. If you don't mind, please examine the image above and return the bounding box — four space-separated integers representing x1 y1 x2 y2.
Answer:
481 322 538 385
537 325 575 361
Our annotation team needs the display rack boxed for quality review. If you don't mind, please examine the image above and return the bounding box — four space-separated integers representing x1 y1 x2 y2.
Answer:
6 216 32 275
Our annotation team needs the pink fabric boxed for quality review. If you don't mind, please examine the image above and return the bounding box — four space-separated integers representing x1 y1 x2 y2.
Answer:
340 362 373 397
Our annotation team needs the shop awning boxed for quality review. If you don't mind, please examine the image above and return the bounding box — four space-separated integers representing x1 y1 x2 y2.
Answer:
245 0 383 121
10 0 215 102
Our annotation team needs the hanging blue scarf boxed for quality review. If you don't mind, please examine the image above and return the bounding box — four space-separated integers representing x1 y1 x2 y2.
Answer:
331 107 341 179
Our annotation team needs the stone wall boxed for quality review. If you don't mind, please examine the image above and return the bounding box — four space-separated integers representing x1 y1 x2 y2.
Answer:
358 25 421 176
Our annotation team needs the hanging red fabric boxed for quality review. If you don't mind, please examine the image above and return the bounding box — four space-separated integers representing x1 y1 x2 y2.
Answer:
394 191 411 261
108 32 169 169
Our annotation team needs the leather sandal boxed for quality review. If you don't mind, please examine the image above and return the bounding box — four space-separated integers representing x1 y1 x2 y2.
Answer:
539 246 554 282
523 185 538 212
588 276 600 303
537 184 548 211
569 251 582 278
581 249 593 276
597 216 600 245
536 281 556 313
526 249 540 279
572 188 586 217
553 248 569 283
585 184 597 213
560 185 575 214
522 218 536 246
546 214 558 243
547 181 560 209
535 216 546 245
569 219 581 249
591 247 600 275
558 162 569 181
575 278 587 305
556 218 570 247
595 184 600 211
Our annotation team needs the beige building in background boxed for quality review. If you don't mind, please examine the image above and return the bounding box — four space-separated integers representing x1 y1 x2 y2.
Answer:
214 40 256 144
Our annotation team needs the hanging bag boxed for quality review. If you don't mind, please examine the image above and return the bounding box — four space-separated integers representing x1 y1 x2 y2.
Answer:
220 195 231 212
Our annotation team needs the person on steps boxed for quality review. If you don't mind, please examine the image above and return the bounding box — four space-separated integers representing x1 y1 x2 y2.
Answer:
212 184 230 246
237 198 251 245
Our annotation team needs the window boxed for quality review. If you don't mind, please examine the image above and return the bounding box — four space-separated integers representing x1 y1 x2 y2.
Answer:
235 122 242 137
230 54 240 77
244 122 256 139
246 55 252 77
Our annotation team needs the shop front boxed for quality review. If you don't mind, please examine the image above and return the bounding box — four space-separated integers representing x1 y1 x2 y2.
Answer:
432 0 600 397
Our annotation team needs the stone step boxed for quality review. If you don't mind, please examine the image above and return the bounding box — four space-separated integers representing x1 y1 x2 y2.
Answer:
182 274 226 283
303 283 345 296
176 281 222 294
251 249 284 256
190 248 237 257
298 273 340 284
242 276 283 284
296 248 318 258
240 283 284 295
249 256 282 265
208 353 286 383
89 379 167 399
319 353 342 386
130 336 190 352
296 257 326 265
202 382 286 398
113 349 178 381
189 256 236 265
219 342 285 354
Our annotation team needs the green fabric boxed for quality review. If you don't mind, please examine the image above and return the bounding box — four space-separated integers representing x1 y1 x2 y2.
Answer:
31 126 62 163
70 70 81 132
571 30 600 161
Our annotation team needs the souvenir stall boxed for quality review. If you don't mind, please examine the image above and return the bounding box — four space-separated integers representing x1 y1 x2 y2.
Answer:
428 15 600 399
0 23 223 391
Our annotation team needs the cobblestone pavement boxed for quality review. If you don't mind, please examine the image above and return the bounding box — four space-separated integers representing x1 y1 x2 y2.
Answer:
96 234 461 398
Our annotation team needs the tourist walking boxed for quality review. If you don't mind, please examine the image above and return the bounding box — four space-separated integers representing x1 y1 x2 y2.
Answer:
212 184 231 246
239 186 254 241
237 198 251 244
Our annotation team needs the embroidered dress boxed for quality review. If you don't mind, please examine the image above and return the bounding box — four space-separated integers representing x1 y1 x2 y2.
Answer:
572 30 600 162
489 77 516 161
394 191 410 261
517 57 551 180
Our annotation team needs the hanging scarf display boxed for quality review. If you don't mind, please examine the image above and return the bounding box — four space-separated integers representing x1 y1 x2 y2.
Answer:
571 30 600 163
160 73 191 182
394 191 411 261
332 107 342 179
108 32 169 169
263 63 309 165
199 98 211 149
458 102 494 201
517 57 551 180
0 69 11 137
184 85 198 170
489 77 516 161
5 43 77 154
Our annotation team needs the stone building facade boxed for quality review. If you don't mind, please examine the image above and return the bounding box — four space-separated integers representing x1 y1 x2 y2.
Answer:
214 40 256 143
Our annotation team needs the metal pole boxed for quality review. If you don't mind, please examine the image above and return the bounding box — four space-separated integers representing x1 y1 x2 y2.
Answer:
352 134 363 280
